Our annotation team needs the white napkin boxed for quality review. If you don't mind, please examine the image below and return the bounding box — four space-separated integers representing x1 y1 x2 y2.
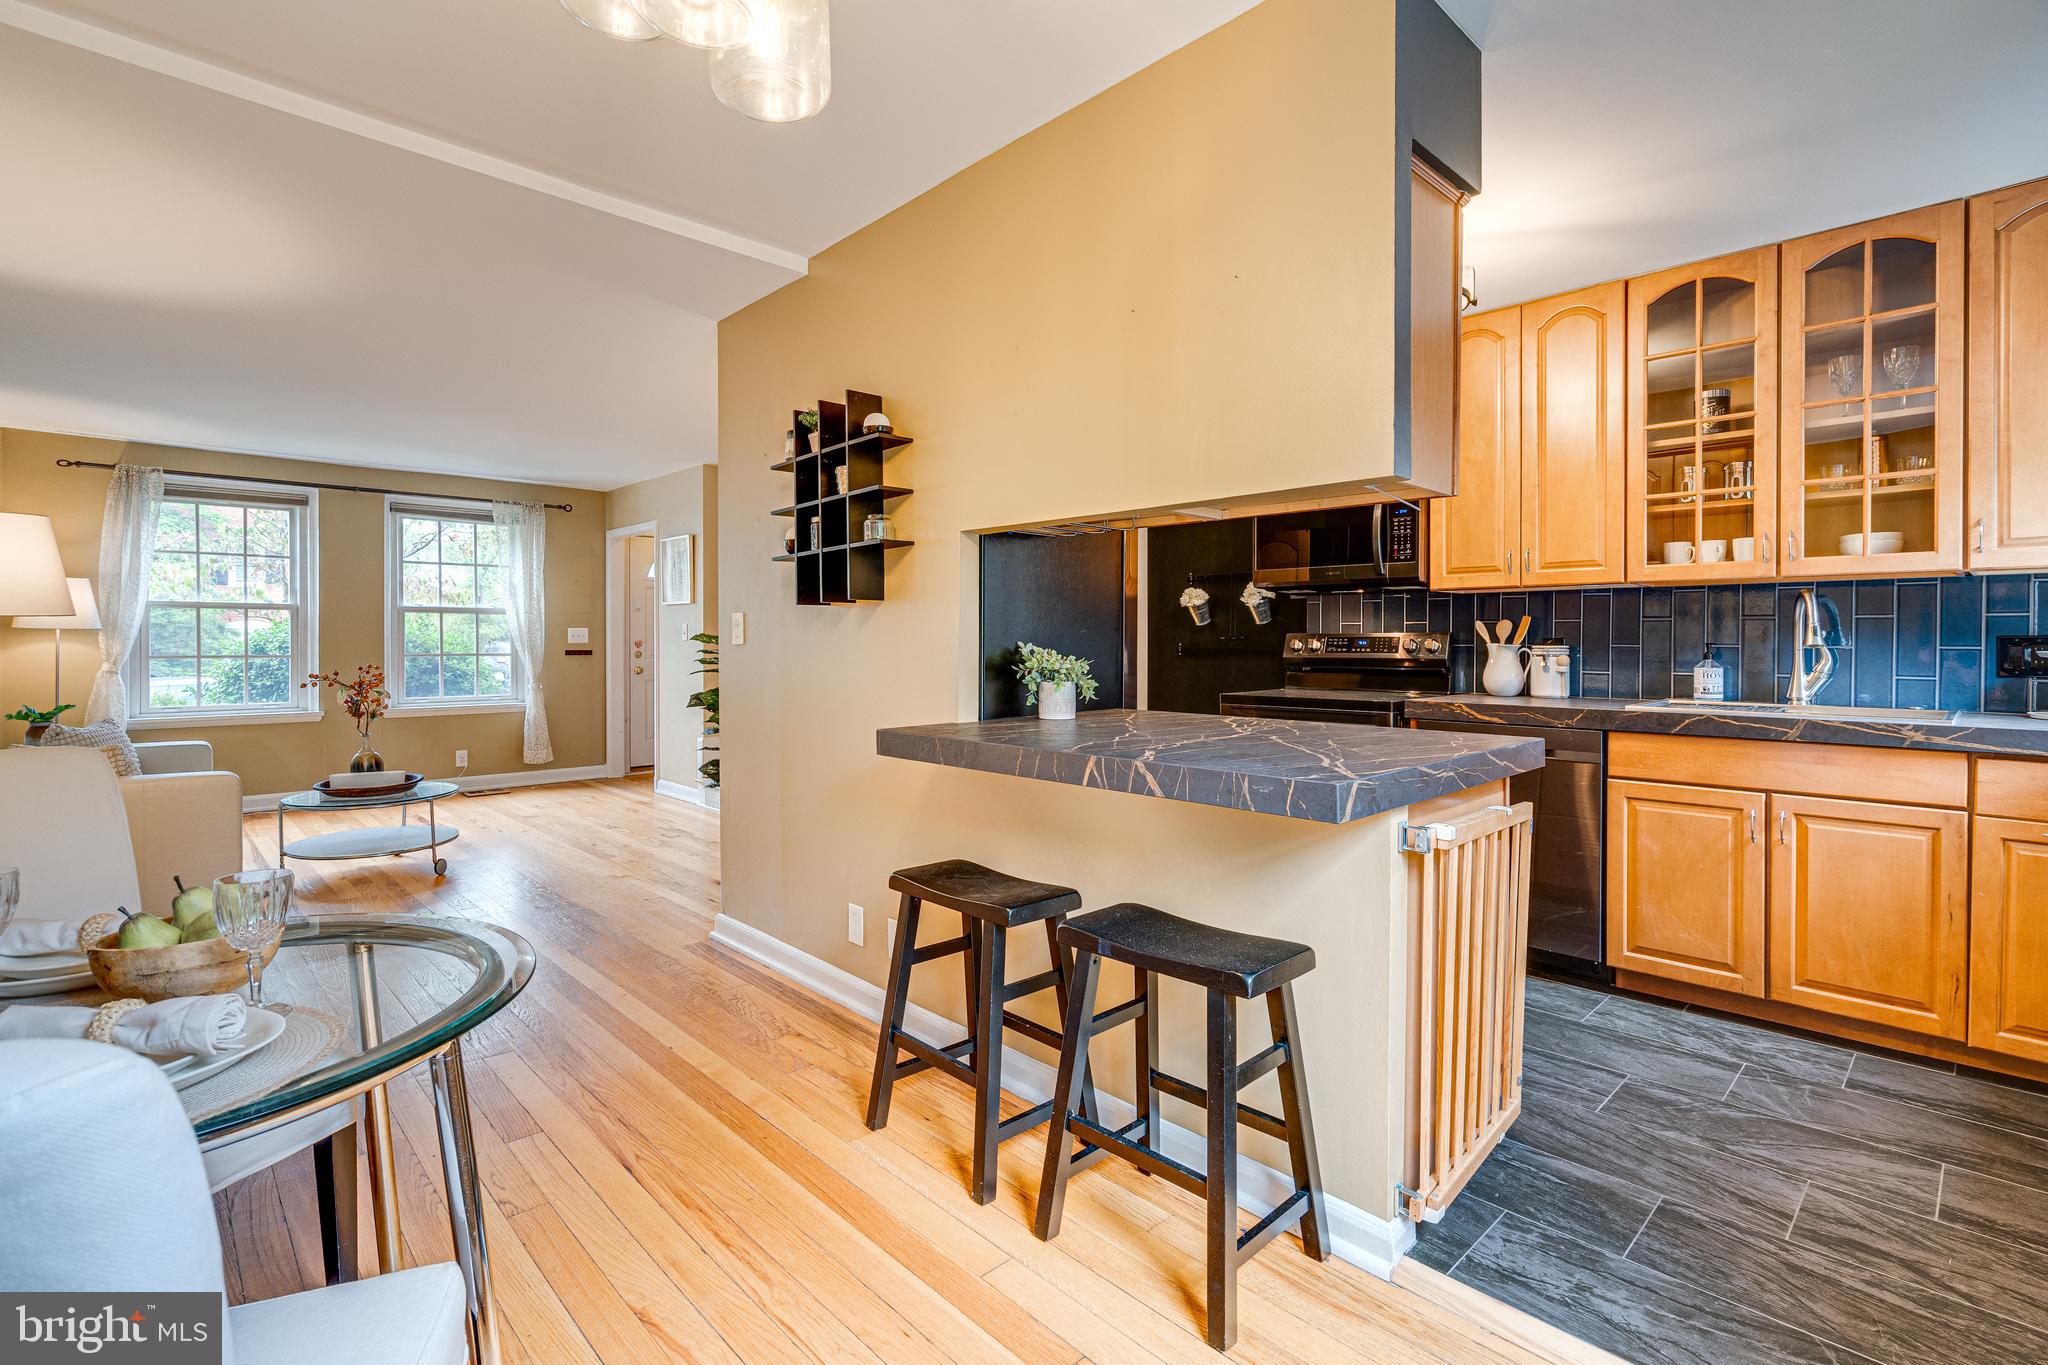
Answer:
0 919 92 960
0 994 248 1057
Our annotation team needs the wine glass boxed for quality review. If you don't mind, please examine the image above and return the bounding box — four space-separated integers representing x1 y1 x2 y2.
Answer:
0 867 17 943
1827 354 1861 416
213 868 293 1012
1882 344 1922 395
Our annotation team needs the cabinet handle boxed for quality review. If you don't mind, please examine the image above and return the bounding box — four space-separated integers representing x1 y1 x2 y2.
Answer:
1748 809 1759 844
1974 518 1986 554
1786 533 1799 562
1761 536 1771 566
1524 548 1532 573
1777 810 1789 845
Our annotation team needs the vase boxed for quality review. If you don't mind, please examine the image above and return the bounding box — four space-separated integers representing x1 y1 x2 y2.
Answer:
349 732 385 773
1246 597 1273 625
1481 643 1532 698
1037 681 1077 721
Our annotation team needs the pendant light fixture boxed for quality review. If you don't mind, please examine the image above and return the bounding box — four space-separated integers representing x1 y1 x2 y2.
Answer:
711 0 830 123
559 0 659 41
630 0 755 49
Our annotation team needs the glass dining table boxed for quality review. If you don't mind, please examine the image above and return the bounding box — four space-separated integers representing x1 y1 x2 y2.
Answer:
197 914 532 1365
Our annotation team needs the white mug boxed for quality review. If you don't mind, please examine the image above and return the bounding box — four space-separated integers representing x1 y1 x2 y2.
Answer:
1701 540 1729 564
1732 536 1756 562
1662 541 1696 565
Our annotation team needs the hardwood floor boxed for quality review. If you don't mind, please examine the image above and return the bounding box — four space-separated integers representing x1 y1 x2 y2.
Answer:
220 777 1601 1364
1415 974 2048 1364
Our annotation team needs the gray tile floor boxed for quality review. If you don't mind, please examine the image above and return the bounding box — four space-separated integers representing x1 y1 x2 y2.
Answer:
1413 976 2048 1364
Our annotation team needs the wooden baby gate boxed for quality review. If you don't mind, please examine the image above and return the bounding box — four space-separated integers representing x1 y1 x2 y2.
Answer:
1401 800 1535 1222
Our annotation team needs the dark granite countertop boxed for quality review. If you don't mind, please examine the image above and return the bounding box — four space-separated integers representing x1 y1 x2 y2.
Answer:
1404 694 2048 757
876 709 1543 824
1218 686 1437 705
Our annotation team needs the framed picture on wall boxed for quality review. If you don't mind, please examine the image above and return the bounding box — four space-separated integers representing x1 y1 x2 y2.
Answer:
660 534 695 605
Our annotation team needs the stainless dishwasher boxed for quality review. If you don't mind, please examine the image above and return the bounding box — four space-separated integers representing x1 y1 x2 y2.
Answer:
1410 718 1607 980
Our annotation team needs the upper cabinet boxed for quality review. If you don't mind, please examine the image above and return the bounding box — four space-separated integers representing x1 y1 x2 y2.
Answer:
1968 175 2048 569
1627 249 1780 582
1430 306 1521 589
1778 202 1966 577
1520 282 1628 586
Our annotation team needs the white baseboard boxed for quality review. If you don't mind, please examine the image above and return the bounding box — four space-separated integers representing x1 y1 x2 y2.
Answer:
653 778 721 810
708 912 1414 1278
241 763 612 813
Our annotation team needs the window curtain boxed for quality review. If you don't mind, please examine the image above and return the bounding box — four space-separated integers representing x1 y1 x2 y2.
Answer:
492 500 553 763
86 464 164 726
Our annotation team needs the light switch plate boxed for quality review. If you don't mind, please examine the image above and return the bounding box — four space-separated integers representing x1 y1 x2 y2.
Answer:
730 612 747 646
566 627 589 645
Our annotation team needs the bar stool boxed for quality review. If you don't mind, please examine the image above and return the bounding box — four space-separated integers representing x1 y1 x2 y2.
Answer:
1034 903 1329 1351
866 859 1096 1204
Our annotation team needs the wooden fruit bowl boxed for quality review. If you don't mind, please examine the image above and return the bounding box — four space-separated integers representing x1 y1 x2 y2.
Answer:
77 913 279 1003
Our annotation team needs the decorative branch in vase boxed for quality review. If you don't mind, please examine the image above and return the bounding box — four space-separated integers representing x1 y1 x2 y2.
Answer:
303 664 391 773
1240 582 1276 625
1180 586 1211 626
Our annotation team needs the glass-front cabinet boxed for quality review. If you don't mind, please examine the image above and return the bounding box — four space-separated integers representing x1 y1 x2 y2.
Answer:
1779 202 1966 576
1626 249 1779 581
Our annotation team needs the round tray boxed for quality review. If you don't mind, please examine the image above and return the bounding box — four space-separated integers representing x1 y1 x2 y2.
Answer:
314 771 425 800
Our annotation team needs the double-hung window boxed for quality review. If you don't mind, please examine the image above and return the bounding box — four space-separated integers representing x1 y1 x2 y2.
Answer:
389 502 518 708
132 482 318 722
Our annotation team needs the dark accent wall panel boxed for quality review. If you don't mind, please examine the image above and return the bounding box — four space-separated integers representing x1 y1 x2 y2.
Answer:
979 532 1126 720
1145 520 1306 715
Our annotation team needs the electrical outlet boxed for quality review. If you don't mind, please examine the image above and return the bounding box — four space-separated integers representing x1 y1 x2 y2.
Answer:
847 902 864 947
454 749 468 768
730 611 747 645
566 626 590 645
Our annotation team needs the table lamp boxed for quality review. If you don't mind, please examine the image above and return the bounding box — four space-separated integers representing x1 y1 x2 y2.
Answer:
12 577 102 710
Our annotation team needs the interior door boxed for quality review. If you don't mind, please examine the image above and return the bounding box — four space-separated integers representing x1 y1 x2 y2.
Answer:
1429 306 1521 588
1606 779 1766 996
1767 793 1968 1038
626 536 656 769
1969 816 2048 1064
1520 282 1627 586
1967 176 2048 568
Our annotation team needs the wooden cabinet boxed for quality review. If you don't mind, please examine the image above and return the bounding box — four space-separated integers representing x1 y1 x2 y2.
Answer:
1429 307 1521 588
1607 779 1766 995
1778 202 1966 577
1520 282 1627 586
1405 157 1466 498
1969 816 2048 1064
1767 794 1968 1039
1626 249 1779 582
1967 175 2048 569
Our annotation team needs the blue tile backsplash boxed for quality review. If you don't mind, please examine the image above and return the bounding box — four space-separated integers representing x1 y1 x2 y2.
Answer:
1304 575 2048 714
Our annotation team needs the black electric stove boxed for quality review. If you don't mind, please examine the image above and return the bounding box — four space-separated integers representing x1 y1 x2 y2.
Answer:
1217 632 1453 726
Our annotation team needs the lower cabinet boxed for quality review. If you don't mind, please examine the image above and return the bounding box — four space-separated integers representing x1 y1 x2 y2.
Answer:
1969 817 2048 1064
1767 794 1969 1040
1607 780 1765 996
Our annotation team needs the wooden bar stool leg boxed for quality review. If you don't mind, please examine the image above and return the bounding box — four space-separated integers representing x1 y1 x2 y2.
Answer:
1033 946 1099 1242
1134 968 1159 1154
969 920 1007 1204
1044 917 1100 1125
1204 989 1240 1352
962 910 981 1031
1268 982 1330 1260
865 894 921 1131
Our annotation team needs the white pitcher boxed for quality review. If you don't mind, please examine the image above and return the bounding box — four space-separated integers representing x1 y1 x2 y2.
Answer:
1481 641 1531 697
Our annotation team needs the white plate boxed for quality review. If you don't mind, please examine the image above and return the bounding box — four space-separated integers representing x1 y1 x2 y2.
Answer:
164 1009 288 1091
0 952 90 978
0 969 94 999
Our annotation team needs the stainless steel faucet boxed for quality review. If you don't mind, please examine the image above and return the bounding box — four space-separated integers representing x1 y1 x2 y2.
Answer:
1789 588 1838 706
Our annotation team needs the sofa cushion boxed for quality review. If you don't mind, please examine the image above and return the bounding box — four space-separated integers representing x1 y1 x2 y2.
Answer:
38 718 141 777
0 748 145 920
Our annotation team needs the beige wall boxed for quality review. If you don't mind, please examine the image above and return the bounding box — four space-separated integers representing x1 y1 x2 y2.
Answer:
717 0 1410 1214
608 464 719 792
0 428 608 792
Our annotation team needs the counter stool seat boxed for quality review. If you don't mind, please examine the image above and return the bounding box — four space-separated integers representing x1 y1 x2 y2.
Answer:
1036 903 1329 1351
868 859 1094 1204
888 859 1082 926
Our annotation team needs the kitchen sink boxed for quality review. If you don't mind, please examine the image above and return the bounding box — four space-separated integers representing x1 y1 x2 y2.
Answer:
1624 699 1958 723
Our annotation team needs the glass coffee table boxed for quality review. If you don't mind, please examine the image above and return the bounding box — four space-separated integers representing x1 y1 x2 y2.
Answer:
278 780 460 876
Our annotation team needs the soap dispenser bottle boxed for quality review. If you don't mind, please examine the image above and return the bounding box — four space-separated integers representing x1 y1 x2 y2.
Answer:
1693 648 1726 703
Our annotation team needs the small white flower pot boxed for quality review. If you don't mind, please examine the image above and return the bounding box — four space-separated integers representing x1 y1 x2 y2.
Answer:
1037 681 1077 720
1186 601 1211 626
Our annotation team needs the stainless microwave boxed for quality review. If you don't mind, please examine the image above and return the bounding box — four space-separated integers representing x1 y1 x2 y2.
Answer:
1252 504 1424 589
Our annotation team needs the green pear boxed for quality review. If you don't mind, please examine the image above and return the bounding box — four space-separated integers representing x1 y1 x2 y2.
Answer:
179 911 220 943
170 876 215 928
117 906 182 950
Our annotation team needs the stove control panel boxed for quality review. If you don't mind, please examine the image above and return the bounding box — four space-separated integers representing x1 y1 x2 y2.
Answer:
1284 632 1449 660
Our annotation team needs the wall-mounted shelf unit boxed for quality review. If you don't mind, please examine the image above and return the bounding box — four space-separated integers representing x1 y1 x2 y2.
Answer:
774 390 914 605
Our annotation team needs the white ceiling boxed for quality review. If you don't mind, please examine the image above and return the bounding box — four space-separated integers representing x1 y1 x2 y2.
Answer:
0 0 1261 488
1438 0 2048 308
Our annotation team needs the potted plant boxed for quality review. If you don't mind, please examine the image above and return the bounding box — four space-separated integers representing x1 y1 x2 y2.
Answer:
1013 642 1099 720
303 664 391 772
1180 585 1211 626
1240 581 1276 625
7 702 75 744
688 631 720 788
799 408 822 454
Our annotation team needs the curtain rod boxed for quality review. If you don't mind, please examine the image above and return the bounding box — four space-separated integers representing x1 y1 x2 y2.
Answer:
53 459 574 512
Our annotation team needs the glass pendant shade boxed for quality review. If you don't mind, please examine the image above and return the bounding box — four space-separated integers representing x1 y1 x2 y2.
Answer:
631 0 755 49
559 0 659 41
711 0 830 123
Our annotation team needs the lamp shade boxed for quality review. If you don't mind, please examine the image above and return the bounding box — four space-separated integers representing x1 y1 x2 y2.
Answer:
0 513 73 616
12 577 101 630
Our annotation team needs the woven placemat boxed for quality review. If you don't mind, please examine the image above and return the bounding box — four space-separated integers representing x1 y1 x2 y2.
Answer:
179 1005 346 1124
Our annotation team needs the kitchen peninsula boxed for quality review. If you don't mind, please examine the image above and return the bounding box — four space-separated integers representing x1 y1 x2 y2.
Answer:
876 708 1543 1270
